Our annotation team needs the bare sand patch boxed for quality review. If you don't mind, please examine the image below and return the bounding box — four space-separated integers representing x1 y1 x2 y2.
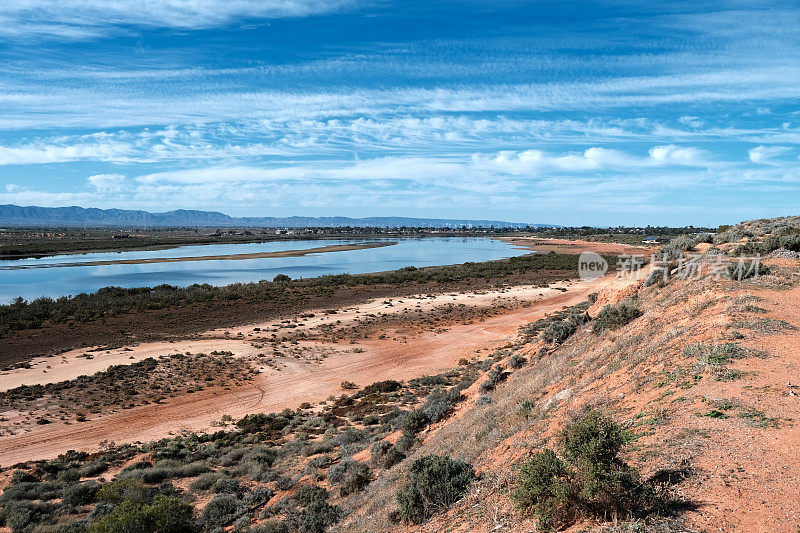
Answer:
499 235 655 256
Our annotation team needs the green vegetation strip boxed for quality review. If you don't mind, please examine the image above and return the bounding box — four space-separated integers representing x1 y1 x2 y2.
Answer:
0 253 611 337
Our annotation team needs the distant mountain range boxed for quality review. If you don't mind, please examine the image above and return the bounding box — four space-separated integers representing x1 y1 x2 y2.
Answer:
0 205 549 229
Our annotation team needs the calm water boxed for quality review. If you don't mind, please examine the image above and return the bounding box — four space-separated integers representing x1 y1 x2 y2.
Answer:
0 238 528 303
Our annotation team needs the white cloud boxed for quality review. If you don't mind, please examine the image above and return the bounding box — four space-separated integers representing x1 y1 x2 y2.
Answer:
679 116 704 128
88 173 126 192
0 1 358 40
479 145 709 175
3 63 800 132
0 141 134 165
0 188 97 206
748 145 793 165
648 145 706 165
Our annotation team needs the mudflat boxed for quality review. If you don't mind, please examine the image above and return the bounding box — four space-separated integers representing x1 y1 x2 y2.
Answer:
0 241 396 270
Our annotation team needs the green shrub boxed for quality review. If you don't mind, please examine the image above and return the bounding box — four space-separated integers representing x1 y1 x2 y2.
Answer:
401 409 429 437
247 520 291 533
479 366 508 393
88 495 195 533
727 261 770 280
211 477 244 496
174 461 211 478
359 380 402 395
327 459 371 496
0 501 58 532
0 481 63 502
395 455 475 524
370 441 404 468
63 481 101 507
511 449 576 531
80 460 109 478
189 472 224 492
779 234 800 252
660 235 696 260
512 410 661 531
420 388 461 423
200 494 243 529
541 321 577 344
10 470 36 484
294 486 340 533
95 478 150 505
508 353 527 369
236 413 270 433
592 303 641 334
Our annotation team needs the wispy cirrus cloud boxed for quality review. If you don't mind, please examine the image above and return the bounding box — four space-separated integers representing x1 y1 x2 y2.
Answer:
0 1 359 41
0 140 136 165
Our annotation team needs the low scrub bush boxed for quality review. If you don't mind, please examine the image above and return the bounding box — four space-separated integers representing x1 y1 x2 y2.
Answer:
592 302 641 334
189 472 225 492
0 500 59 532
420 387 462 423
293 486 340 533
371 441 404 468
508 353 527 369
95 478 151 506
88 495 195 533
395 455 475 524
327 459 371 496
727 261 770 280
248 520 291 533
0 481 63 503
479 365 508 393
358 380 402 396
401 409 430 437
200 494 244 529
660 235 696 260
211 477 244 496
541 321 577 344
63 481 101 507
511 410 664 531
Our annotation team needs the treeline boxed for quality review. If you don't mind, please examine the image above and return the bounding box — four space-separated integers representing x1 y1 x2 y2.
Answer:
0 253 602 337
0 232 298 259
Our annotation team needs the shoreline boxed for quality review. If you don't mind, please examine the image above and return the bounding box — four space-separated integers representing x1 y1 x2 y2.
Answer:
0 241 397 270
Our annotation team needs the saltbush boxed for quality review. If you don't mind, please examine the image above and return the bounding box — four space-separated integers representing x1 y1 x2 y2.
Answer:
395 455 475 523
512 410 661 531
727 261 770 280
327 458 371 496
592 303 641 334
62 481 101 507
294 486 340 533
507 353 527 369
200 494 243 529
88 495 195 533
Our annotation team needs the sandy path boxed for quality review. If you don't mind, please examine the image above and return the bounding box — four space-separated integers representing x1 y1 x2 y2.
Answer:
0 241 394 270
0 273 633 465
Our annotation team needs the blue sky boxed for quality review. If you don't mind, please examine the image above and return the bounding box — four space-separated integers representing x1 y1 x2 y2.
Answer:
0 0 798 226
